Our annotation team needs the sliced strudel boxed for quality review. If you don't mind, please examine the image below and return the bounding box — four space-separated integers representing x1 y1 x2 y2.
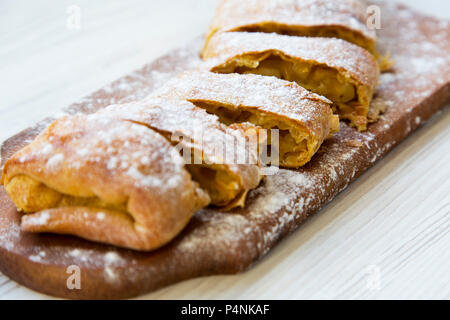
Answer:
154 71 339 167
2 114 210 251
99 98 263 209
203 32 380 131
204 0 377 55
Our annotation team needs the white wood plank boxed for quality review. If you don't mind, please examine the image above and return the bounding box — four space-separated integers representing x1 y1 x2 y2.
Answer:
0 0 449 300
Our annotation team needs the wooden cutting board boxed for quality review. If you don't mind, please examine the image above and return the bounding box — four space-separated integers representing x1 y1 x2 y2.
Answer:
0 1 449 299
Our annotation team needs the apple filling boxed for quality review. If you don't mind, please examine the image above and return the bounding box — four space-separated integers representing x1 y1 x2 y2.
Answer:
212 54 371 131
185 164 243 208
4 175 127 214
5 163 242 214
5 129 246 214
192 101 318 168
137 124 247 209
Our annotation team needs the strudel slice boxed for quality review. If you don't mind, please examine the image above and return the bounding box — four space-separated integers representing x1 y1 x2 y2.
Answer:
155 71 339 168
100 98 263 209
203 32 380 131
204 0 377 55
2 114 210 251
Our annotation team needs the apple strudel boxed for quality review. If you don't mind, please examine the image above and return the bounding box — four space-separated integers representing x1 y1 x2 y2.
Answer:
203 32 380 131
99 98 264 209
1 115 210 251
154 71 339 168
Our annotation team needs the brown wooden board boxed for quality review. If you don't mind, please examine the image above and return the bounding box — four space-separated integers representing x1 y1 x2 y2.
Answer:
0 1 449 299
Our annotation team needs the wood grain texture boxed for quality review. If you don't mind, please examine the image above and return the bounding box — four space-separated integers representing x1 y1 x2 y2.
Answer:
0 0 449 299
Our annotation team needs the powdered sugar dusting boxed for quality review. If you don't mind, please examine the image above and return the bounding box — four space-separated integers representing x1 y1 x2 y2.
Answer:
46 153 65 170
0 214 21 251
29 251 46 263
18 113 191 196
103 251 126 283
24 211 50 226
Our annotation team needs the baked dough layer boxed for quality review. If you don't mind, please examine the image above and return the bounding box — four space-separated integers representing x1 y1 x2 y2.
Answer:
203 0 377 55
203 32 380 131
1 115 210 251
155 71 339 167
99 98 263 209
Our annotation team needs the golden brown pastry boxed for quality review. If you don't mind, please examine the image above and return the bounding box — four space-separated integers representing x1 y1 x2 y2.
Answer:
154 71 339 168
203 32 380 131
99 98 263 209
203 0 377 55
1 114 210 251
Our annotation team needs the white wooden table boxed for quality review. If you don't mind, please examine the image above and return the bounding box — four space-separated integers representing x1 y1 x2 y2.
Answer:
0 0 449 300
